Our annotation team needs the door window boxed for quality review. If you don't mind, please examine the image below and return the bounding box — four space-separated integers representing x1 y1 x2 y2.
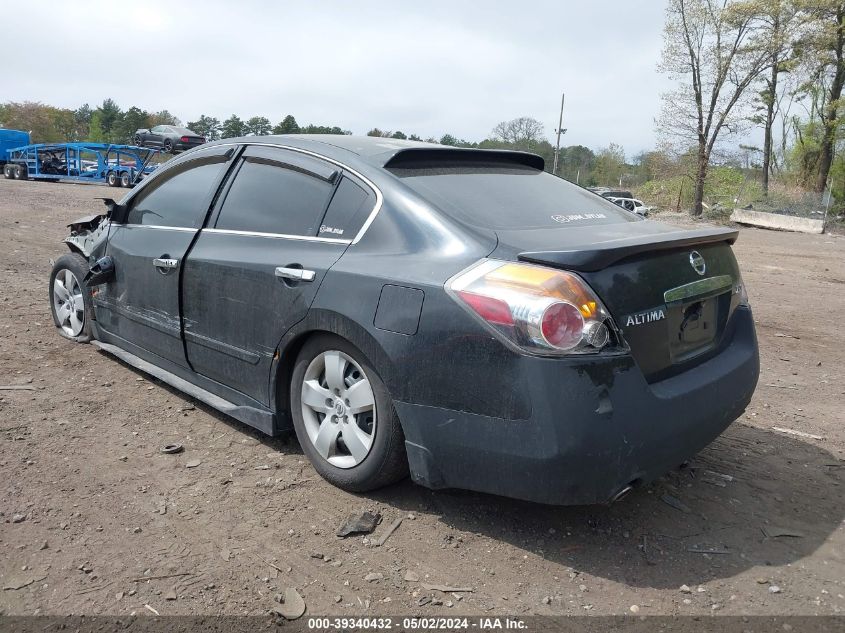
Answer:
215 158 334 236
127 158 229 227
317 177 373 239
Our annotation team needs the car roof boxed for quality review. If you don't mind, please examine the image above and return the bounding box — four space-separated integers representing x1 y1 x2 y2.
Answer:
202 134 544 173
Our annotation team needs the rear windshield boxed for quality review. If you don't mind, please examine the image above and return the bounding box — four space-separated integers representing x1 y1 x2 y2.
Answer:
389 164 639 230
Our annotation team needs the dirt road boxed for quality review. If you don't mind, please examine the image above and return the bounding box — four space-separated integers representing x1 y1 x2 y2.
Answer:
1 179 843 617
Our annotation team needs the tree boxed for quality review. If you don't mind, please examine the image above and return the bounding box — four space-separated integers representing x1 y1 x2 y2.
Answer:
798 1 845 192
117 106 151 143
593 144 627 186
273 114 300 134
391 131 407 139
367 128 389 137
245 116 272 136
74 104 92 140
300 124 347 134
95 99 123 142
186 115 221 141
658 0 771 215
88 111 106 142
149 110 180 126
220 115 245 138
490 116 546 150
752 0 800 195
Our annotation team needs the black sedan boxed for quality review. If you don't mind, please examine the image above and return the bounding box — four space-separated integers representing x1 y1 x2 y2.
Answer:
48 136 759 505
133 125 205 153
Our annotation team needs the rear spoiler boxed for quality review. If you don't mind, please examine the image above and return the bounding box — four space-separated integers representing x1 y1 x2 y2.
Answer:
518 227 739 272
384 148 544 171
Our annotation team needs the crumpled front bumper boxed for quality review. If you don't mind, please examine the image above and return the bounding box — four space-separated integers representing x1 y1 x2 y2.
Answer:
395 307 759 506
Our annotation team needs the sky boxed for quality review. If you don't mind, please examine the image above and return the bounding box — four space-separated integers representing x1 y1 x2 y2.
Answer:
2 1 672 156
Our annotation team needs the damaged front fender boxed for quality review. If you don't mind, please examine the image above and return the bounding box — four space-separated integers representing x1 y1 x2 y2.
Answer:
65 214 109 258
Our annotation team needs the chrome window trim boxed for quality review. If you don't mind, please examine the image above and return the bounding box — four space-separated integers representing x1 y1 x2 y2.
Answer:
121 224 197 232
203 228 351 244
123 141 383 245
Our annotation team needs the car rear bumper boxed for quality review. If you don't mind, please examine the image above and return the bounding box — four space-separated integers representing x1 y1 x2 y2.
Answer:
395 306 759 505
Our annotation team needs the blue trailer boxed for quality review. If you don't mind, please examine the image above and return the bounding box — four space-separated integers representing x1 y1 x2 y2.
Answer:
0 128 31 168
2 141 161 187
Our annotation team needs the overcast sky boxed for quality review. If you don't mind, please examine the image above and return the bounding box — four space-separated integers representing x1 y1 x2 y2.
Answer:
4 1 672 156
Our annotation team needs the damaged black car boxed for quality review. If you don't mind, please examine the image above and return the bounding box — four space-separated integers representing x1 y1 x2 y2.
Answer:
49 135 759 505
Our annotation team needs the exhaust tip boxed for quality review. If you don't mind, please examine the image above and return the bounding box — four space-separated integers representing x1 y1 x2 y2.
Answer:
609 480 641 505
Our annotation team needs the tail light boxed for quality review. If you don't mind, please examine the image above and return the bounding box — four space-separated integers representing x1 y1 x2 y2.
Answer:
180 136 190 142
447 259 620 356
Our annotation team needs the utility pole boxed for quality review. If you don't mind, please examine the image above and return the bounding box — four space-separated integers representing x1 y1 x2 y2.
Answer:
552 92 566 175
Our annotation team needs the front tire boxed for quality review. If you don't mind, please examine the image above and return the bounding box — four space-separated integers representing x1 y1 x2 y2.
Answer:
49 253 94 342
133 134 142 145
290 334 408 492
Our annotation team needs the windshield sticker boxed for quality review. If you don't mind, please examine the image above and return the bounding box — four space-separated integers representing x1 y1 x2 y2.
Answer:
551 213 607 224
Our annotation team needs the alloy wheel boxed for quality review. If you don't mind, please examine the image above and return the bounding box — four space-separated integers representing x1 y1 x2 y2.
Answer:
52 269 85 337
300 350 376 469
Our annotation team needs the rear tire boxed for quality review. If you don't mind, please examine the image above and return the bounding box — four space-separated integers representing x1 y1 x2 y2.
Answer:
163 139 173 153
120 172 132 187
133 134 142 145
49 253 94 343
3 164 13 179
14 164 27 180
290 334 408 492
106 171 118 187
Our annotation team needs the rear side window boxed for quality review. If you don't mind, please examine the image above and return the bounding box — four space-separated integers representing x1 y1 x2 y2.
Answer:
215 159 334 236
127 159 228 227
317 177 372 239
389 164 638 230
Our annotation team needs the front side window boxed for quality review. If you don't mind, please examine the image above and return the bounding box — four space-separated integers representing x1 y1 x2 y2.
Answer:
127 159 228 227
215 158 334 236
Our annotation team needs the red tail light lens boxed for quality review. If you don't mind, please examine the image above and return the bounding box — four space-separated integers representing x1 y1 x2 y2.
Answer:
541 301 583 348
447 259 619 356
456 291 514 326
180 136 189 142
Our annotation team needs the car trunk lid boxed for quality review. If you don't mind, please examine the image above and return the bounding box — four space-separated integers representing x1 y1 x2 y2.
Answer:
493 222 743 381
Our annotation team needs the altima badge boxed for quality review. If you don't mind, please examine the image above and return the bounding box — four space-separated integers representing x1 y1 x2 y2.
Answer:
689 251 706 276
625 308 666 327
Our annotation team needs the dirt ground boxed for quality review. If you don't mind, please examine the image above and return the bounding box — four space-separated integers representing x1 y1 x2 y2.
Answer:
0 178 843 617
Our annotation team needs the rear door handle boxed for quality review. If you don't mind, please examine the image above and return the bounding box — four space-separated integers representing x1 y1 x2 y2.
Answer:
275 267 316 282
153 258 179 269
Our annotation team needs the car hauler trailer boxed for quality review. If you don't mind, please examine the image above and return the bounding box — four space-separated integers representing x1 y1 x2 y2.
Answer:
2 142 160 187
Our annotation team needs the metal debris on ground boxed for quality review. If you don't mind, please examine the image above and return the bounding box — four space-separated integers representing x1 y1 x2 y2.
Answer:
144 604 160 615
761 526 805 539
660 493 692 513
272 587 306 619
772 427 824 441
336 511 381 537
372 516 403 547
687 545 731 555
160 443 184 454
0 385 36 391
421 583 474 593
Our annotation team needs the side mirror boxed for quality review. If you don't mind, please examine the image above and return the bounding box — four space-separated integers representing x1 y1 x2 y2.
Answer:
95 197 129 223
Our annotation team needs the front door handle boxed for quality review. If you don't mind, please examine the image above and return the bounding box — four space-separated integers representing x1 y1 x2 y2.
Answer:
153 258 179 270
275 266 316 282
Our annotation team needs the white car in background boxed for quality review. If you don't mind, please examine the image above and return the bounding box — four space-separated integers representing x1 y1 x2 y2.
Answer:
605 196 653 217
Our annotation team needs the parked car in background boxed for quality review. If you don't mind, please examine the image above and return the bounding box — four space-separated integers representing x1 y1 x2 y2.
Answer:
48 136 758 506
606 196 654 217
133 125 205 153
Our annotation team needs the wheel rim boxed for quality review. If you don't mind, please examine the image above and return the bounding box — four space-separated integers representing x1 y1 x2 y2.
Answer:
52 269 84 337
300 350 376 469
